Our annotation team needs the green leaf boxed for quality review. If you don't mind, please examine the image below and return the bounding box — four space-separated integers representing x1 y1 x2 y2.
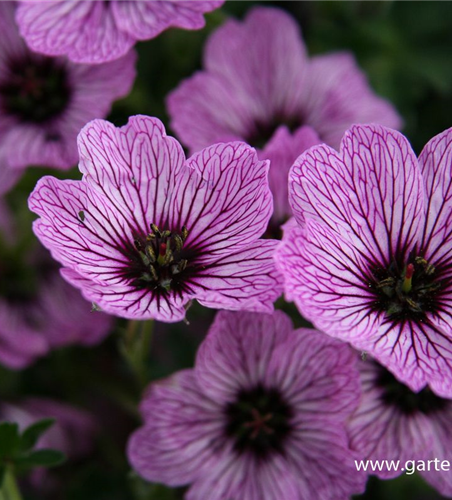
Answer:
20 419 55 452
0 422 20 459
15 449 66 468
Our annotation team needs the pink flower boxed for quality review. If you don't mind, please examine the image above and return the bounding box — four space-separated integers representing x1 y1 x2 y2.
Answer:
0 2 136 190
349 358 452 497
0 242 112 370
276 124 452 397
16 0 224 64
128 310 366 500
29 116 282 322
167 7 401 230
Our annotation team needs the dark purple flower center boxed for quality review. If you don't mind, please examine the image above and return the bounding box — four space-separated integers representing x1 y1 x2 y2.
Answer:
224 384 293 460
246 114 301 150
376 365 447 415
0 56 71 124
128 224 191 292
370 256 441 322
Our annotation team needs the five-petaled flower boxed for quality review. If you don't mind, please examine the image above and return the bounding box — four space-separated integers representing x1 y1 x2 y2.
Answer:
16 0 224 64
348 358 452 497
0 1 136 188
28 116 282 322
275 124 452 397
128 310 366 500
168 7 401 233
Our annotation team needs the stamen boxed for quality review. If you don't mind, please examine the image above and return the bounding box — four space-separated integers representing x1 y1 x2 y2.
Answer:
401 263 414 293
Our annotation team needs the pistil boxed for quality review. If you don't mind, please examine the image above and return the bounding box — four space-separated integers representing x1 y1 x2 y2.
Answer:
401 263 414 293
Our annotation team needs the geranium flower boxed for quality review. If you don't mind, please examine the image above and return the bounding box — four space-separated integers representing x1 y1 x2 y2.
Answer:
0 241 112 370
128 310 366 500
0 2 135 185
28 116 282 322
348 358 452 497
16 0 224 64
167 7 401 231
275 125 452 397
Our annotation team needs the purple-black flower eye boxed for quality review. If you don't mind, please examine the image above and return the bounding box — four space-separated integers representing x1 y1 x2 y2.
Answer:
224 384 293 459
375 364 447 415
369 255 442 322
0 56 71 124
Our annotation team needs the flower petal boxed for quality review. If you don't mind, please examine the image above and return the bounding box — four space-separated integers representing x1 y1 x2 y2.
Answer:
78 116 184 234
275 219 379 340
261 126 320 224
191 240 282 314
113 1 224 40
60 268 187 322
29 176 132 282
289 124 424 265
268 329 361 419
348 360 435 479
170 142 273 256
419 127 452 267
128 370 223 486
195 310 293 403
17 1 133 63
302 53 402 149
167 6 308 153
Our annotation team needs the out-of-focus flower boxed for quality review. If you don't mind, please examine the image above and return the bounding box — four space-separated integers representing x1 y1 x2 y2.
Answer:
348 358 452 497
167 7 401 231
0 2 136 189
16 0 224 64
276 124 452 397
0 239 112 370
0 398 97 491
128 310 366 500
28 116 282 322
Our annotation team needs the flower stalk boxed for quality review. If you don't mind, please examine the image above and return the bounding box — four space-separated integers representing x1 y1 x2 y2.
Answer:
0 468 22 500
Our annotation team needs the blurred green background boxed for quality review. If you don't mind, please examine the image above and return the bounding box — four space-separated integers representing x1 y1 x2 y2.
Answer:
2 1 452 499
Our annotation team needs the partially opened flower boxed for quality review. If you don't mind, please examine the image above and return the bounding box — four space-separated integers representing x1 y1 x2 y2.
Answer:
168 7 401 230
0 240 112 370
348 358 452 497
17 0 224 64
0 2 135 184
128 310 366 500
275 125 452 397
29 116 282 322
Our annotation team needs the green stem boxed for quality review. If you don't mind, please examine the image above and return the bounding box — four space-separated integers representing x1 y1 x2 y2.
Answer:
121 320 154 389
0 468 22 500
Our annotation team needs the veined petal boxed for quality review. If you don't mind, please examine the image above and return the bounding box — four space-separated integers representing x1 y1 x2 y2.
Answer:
61 268 187 322
363 320 452 397
302 53 402 149
275 219 379 341
78 116 184 235
348 360 436 479
28 177 132 281
113 1 224 40
195 310 293 403
262 126 320 224
170 142 272 255
289 124 424 266
267 329 360 419
419 127 452 267
17 1 133 64
191 240 282 313
205 7 308 125
128 370 223 486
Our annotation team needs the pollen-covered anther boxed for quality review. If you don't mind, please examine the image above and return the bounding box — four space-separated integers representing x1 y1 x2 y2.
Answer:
133 224 189 291
373 255 441 320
